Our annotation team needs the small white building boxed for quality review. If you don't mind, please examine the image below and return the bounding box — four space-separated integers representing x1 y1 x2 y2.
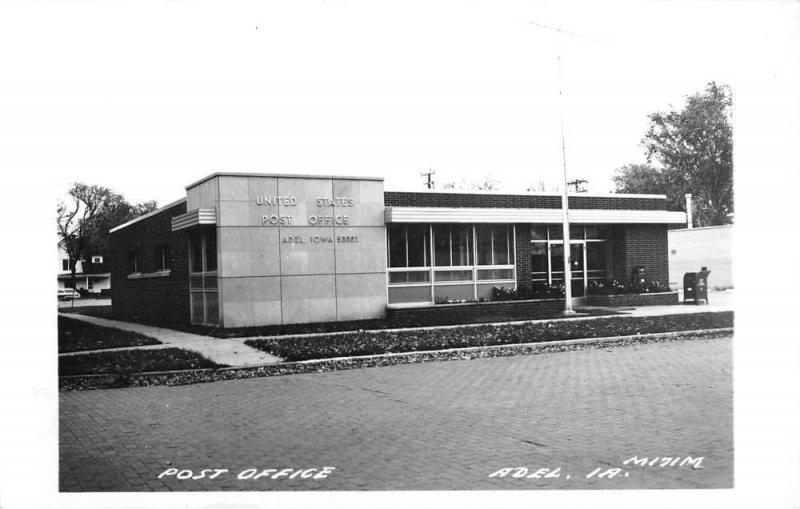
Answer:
668 225 732 290
57 241 111 294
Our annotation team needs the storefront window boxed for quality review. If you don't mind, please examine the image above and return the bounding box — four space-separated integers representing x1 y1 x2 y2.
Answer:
406 225 429 267
433 225 451 266
492 226 510 265
476 225 493 265
387 223 515 305
190 232 203 273
475 225 513 266
388 224 430 268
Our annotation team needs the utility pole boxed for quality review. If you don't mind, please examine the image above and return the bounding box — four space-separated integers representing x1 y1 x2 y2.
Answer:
420 169 436 190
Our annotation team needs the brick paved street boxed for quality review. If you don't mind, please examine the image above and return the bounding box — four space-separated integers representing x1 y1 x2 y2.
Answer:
59 336 732 491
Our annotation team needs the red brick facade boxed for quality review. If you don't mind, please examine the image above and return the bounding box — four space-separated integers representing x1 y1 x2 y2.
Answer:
110 201 191 327
610 224 669 284
384 191 667 210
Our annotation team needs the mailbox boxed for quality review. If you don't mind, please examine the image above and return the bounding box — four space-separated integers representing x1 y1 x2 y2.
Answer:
683 267 711 304
696 266 711 304
683 272 697 303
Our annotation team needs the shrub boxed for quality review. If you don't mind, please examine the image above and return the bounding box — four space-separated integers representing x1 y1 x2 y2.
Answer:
491 282 565 301
587 279 672 295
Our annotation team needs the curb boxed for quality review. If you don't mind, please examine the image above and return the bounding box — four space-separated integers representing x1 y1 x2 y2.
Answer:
59 327 733 391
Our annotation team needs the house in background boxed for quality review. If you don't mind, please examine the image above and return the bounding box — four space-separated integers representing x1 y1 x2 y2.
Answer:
57 241 112 294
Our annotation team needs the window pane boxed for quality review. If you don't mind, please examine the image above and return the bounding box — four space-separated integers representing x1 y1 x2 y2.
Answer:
476 225 493 265
492 226 509 265
548 225 563 240
586 242 608 272
389 271 430 284
531 243 548 274
551 244 564 273
570 224 584 239
190 233 203 272
190 293 204 323
530 225 547 241
586 225 609 240
129 252 139 273
477 268 513 280
433 225 451 266
434 269 472 282
388 225 406 268
205 230 217 271
451 225 472 265
406 224 429 267
205 292 219 325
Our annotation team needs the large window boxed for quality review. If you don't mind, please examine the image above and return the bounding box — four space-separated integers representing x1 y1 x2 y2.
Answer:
433 224 473 266
387 223 516 305
189 227 218 325
529 224 610 295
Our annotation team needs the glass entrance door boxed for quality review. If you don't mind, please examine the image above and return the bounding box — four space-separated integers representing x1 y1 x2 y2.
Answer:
550 242 586 297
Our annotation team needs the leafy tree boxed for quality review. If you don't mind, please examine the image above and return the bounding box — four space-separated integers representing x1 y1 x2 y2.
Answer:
440 175 500 191
611 163 688 210
526 178 560 193
57 183 157 296
638 82 732 225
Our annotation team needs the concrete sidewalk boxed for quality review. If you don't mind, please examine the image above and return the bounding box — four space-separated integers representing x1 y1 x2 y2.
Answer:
610 289 733 317
59 313 282 367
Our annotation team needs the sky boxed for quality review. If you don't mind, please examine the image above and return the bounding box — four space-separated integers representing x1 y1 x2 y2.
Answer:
0 0 756 207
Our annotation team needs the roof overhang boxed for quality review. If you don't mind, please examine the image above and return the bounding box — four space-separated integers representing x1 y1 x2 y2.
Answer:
384 207 687 224
171 208 217 231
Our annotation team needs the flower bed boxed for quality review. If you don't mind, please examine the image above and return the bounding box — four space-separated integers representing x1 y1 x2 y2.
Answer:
586 291 679 307
245 311 733 362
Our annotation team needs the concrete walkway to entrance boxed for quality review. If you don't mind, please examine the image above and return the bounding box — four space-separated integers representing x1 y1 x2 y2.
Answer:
608 289 733 317
58 313 282 367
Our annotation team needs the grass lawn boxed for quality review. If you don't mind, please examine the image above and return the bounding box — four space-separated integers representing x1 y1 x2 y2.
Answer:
59 348 224 376
58 315 161 353
245 311 734 361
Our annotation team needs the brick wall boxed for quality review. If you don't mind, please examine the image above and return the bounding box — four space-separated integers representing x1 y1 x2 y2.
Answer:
384 192 666 210
386 298 565 326
514 224 531 288
110 201 191 327
610 225 669 285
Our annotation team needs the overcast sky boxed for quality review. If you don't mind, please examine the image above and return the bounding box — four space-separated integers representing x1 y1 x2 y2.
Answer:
0 0 787 206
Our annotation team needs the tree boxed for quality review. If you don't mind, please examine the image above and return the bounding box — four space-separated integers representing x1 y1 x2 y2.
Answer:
641 82 733 225
526 178 560 193
440 175 500 191
57 183 157 298
611 163 688 209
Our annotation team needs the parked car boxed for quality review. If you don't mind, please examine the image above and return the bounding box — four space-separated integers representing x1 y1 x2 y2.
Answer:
58 288 81 300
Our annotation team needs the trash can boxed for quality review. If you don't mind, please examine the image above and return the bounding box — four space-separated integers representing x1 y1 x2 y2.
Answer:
683 272 697 304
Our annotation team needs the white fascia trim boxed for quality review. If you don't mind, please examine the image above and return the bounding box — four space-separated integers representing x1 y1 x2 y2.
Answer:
187 171 384 189
109 198 188 233
385 207 687 224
